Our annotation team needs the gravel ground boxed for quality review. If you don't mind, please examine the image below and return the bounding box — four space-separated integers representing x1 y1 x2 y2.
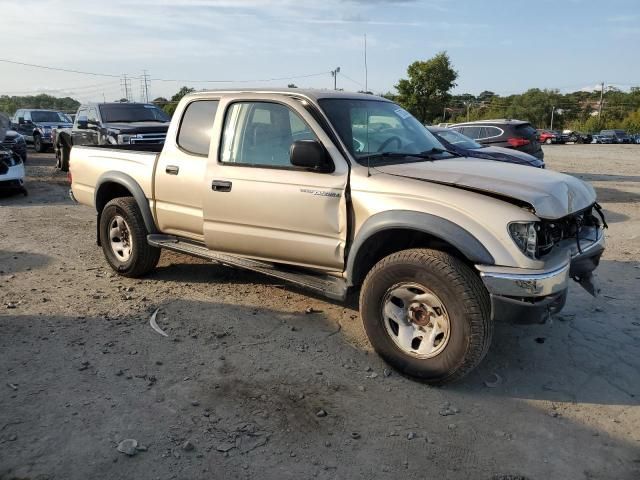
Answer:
1 146 639 480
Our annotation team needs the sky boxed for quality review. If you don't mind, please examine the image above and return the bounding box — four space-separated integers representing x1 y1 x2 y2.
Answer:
0 0 638 103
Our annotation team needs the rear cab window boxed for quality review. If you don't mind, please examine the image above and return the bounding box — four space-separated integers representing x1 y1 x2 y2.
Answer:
177 100 220 156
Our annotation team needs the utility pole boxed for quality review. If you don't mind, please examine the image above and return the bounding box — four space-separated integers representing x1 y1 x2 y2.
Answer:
464 101 472 122
598 81 605 127
331 67 340 90
121 74 132 102
550 106 555 130
364 35 368 93
141 70 150 103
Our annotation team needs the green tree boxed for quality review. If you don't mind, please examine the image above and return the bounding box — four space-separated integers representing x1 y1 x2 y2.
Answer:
395 52 458 123
163 86 196 116
0 94 80 116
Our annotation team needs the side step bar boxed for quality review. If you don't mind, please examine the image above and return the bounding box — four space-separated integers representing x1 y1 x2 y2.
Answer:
147 234 348 301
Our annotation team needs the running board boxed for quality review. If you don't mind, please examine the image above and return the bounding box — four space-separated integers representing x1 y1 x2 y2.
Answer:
147 234 347 301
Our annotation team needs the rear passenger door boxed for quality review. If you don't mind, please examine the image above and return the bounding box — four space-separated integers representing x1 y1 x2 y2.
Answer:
203 98 349 272
154 99 220 241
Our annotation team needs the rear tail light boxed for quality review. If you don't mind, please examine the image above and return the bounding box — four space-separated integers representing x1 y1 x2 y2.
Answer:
507 137 530 147
67 171 72 184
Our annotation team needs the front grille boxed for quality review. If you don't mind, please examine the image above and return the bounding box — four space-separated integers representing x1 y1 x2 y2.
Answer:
537 205 602 257
2 138 16 146
130 133 166 145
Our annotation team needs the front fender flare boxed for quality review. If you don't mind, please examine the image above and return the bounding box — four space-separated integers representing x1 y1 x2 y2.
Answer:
346 210 495 286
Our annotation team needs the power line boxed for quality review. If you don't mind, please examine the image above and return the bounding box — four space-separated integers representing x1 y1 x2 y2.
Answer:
0 58 333 85
0 58 123 78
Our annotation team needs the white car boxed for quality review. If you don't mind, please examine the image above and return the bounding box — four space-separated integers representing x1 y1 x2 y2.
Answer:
0 147 26 195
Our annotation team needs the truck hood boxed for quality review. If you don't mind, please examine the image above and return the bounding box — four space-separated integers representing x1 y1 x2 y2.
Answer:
105 122 170 134
377 158 596 219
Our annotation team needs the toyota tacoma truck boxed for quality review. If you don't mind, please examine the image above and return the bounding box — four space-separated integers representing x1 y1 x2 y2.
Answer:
54 102 170 171
69 90 606 384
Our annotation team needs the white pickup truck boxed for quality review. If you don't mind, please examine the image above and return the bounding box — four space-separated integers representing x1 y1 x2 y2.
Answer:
70 89 606 384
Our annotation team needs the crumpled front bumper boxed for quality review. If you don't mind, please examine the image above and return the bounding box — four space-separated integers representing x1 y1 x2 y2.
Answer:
477 228 605 323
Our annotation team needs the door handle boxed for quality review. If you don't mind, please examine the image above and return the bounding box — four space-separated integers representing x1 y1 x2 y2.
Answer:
165 165 179 175
211 180 232 192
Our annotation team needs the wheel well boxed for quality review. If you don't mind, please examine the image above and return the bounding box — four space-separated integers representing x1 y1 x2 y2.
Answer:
349 228 473 287
96 182 133 213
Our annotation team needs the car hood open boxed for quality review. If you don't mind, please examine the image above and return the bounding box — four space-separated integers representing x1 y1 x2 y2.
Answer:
377 158 596 219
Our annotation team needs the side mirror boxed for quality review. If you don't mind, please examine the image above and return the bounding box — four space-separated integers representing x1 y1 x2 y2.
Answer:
77 116 88 129
18 117 25 125
290 140 331 172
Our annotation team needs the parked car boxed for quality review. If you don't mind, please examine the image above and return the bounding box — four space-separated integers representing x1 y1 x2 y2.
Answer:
633 134 640 144
564 131 592 144
1 129 27 163
11 109 73 153
591 134 612 144
428 126 544 168
54 102 170 171
69 89 605 384
0 113 26 195
600 129 632 144
537 129 560 145
449 120 544 160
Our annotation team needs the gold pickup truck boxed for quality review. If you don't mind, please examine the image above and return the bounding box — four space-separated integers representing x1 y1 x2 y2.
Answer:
69 90 606 384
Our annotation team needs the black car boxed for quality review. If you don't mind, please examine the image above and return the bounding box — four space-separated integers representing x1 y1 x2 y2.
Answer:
449 119 544 160
11 109 73 153
428 127 544 168
1 129 27 163
600 129 632 144
565 131 593 144
55 102 170 171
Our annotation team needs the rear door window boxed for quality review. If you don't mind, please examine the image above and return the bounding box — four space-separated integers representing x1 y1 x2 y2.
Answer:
177 100 219 156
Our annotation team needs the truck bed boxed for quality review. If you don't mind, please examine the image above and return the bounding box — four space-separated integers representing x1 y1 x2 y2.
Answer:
69 145 160 209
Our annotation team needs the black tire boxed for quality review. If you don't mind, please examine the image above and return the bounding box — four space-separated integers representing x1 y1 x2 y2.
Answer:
99 197 160 277
359 248 492 385
33 134 45 153
57 146 70 172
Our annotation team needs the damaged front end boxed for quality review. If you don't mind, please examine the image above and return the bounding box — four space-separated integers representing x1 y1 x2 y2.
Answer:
479 203 606 323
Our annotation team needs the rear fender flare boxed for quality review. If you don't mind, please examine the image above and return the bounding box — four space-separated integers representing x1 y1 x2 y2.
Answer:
95 171 158 237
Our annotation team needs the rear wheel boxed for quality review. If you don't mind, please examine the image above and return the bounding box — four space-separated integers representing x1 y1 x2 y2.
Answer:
359 248 492 385
99 197 160 277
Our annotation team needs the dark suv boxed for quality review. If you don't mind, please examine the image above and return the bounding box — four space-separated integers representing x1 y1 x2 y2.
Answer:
11 109 73 153
600 129 632 144
449 120 544 160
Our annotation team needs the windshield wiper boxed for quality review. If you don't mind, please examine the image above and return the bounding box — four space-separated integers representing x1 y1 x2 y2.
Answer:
359 148 457 163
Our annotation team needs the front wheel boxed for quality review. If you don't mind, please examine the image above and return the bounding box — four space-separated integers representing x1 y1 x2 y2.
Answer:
545 138 552 145
99 197 161 277
56 145 70 171
33 134 46 153
359 249 492 385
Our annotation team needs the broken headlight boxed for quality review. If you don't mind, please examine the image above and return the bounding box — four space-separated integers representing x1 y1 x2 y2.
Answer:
509 222 538 259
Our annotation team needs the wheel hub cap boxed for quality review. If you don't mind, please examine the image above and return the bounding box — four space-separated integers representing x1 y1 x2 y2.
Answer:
109 215 132 262
381 283 451 359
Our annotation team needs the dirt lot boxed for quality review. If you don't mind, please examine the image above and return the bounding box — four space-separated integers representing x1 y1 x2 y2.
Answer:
1 145 639 480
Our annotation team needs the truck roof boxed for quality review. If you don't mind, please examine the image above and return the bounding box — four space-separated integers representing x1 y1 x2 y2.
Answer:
186 88 391 103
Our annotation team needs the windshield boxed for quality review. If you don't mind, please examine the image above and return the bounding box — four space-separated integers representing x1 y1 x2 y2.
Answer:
432 129 482 150
318 99 451 164
99 104 170 123
31 111 71 123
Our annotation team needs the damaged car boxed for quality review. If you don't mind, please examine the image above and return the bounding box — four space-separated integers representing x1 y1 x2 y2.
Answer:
69 90 605 384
